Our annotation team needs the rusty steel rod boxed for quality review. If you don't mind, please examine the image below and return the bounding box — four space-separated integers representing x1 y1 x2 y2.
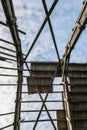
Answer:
0 74 26 77
21 109 62 112
21 119 59 123
0 46 16 53
0 57 16 62
22 91 63 94
0 66 17 70
0 51 16 58
0 124 13 130
0 112 14 116
0 38 14 45
0 21 26 35
21 100 63 103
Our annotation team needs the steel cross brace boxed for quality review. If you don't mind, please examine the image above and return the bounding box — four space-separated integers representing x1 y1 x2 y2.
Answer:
42 0 60 61
32 93 57 130
24 0 59 61
24 61 57 130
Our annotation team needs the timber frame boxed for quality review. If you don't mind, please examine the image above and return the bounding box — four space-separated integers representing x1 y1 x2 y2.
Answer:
0 0 87 130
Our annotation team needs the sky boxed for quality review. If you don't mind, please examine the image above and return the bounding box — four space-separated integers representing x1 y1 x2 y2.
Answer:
0 0 87 130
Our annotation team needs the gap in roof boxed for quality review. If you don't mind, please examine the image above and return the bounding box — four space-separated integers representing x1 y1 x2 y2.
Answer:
12 0 84 60
45 0 54 10
13 0 46 55
26 22 59 62
50 0 83 58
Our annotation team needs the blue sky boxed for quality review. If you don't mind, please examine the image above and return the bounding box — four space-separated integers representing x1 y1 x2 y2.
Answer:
12 0 85 62
0 0 86 62
0 0 87 129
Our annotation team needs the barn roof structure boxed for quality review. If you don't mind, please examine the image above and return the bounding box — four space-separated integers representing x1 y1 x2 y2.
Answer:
0 0 87 130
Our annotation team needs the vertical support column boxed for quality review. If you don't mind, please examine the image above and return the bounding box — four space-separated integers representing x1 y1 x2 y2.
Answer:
14 43 23 130
63 77 73 130
61 53 73 130
1 1 23 129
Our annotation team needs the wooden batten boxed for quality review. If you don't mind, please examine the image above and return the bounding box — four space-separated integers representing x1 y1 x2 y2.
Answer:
27 76 53 94
57 110 67 130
